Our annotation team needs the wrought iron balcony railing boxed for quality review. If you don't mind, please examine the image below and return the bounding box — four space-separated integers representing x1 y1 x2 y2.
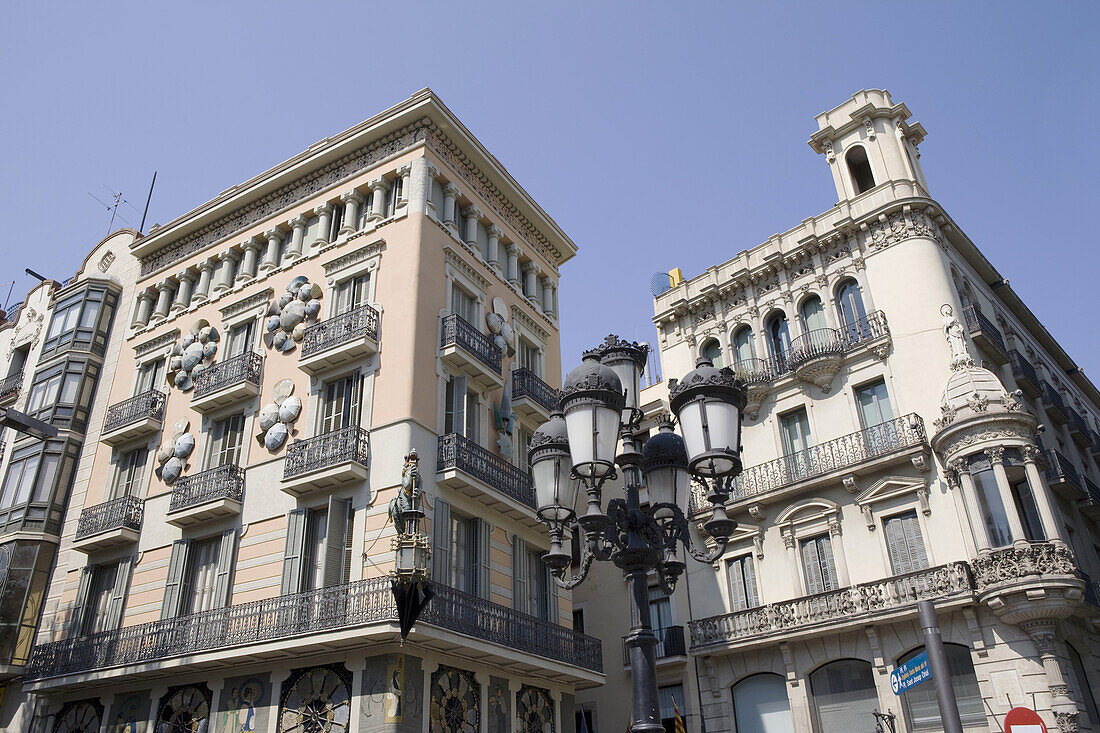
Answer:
0 371 22 403
736 311 890 383
1039 381 1069 422
169 465 245 513
622 624 686 665
25 577 602 680
731 357 775 384
102 390 166 434
511 367 560 413
75 495 144 540
284 425 370 480
840 310 890 348
1044 449 1082 496
961 305 1006 354
689 562 972 649
1068 407 1092 441
1080 475 1100 519
437 433 536 510
300 304 380 358
1008 350 1040 392
440 313 502 374
787 328 845 368
192 352 263 399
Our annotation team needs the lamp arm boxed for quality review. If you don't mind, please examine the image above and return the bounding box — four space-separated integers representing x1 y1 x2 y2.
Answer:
654 564 678 596
682 521 729 564
555 534 596 590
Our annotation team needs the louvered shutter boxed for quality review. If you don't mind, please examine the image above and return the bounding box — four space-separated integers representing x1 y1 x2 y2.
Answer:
478 519 492 600
281 509 308 594
348 373 362 428
161 539 190 620
744 555 760 607
728 558 748 611
432 499 451 584
512 535 528 614
884 515 908 574
906 514 930 570
105 555 133 631
324 497 352 587
214 530 237 607
801 538 825 595
819 535 838 591
70 565 95 635
452 377 466 437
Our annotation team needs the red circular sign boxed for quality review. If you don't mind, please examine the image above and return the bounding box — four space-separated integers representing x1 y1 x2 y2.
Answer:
1004 707 1047 733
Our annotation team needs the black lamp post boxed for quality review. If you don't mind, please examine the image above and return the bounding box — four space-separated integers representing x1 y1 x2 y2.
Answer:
530 336 746 733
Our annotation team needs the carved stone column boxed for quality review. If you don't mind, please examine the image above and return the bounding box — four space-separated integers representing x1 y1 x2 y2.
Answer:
782 532 803 595
506 245 521 289
397 164 411 208
286 216 307 261
540 276 553 315
172 271 195 311
956 463 991 553
463 206 482 252
442 183 459 230
340 190 363 235
151 280 174 321
1022 445 1066 544
828 519 851 587
213 250 237 294
523 263 539 306
369 178 388 221
237 238 262 283
988 448 1029 545
313 204 333 248
131 289 155 327
193 259 216 302
551 284 558 318
486 224 502 273
261 229 284 272
1022 623 1081 732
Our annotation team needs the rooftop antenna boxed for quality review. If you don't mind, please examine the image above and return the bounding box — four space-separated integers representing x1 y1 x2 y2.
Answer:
139 171 157 234
1 281 14 312
88 185 137 235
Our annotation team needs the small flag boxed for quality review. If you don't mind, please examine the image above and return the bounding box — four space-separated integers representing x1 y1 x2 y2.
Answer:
673 701 687 733
578 710 590 733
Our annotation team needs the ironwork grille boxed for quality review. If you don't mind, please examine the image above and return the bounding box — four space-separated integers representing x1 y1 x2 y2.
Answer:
75 495 145 540
621 625 686 665
961 304 1006 353
103 390 166 433
0 371 22 402
169 465 245 512
1045 449 1081 490
437 433 535 509
788 328 845 367
1008 349 1039 387
440 313 502 374
192 352 263 399
284 426 370 480
300 304 380 358
512 368 560 413
841 310 890 347
1040 382 1069 419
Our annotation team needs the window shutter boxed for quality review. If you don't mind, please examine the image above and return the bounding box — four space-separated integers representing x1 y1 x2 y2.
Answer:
214 529 237 608
512 535 528 614
801 539 824 596
71 565 96 635
728 558 748 611
324 497 352 587
453 377 467 437
884 516 907 574
743 554 759 608
105 555 134 631
819 535 838 591
478 519 492 600
348 373 362 429
161 539 190 620
432 499 451 584
546 561 559 624
906 514 930 570
281 509 308 594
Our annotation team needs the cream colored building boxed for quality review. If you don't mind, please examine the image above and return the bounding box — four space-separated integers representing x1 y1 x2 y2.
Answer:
575 90 1100 733
12 89 599 733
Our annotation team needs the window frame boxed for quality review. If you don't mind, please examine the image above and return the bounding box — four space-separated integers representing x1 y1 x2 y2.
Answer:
41 284 119 358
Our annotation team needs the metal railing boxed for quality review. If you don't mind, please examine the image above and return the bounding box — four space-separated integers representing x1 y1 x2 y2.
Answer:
437 433 536 509
169 465 245 513
1081 475 1100 506
0 371 22 403
1039 381 1068 419
788 328 845 368
840 310 890 348
102 390 166 434
284 426 370 480
25 577 602 680
689 562 972 648
961 305 1006 354
1008 350 1039 389
731 357 774 384
971 542 1078 590
622 625 686 665
440 313 502 374
512 368 560 413
75 495 144 540
1044 449 1082 493
1068 407 1091 439
300 304 380 359
192 352 263 399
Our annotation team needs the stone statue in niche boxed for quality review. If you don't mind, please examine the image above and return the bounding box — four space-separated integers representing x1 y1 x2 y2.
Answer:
263 276 322 352
941 304 972 369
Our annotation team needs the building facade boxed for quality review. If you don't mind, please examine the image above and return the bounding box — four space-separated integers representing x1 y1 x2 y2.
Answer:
575 90 1100 733
11 89 600 732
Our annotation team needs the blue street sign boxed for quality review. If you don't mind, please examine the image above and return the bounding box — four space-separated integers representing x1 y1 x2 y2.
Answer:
891 651 932 695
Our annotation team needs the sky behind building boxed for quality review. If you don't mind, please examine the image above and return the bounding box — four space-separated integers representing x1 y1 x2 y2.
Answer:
2 1 1097 377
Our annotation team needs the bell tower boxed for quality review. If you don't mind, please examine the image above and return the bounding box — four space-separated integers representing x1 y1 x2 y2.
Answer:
808 89 928 202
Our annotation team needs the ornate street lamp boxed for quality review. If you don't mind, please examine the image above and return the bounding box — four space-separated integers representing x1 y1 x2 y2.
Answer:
531 338 746 733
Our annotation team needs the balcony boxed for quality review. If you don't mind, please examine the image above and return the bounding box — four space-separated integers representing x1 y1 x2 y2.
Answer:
1091 430 1100 460
972 542 1083 625
1039 381 1069 425
1079 475 1100 520
282 426 370 497
436 433 537 521
166 465 244 528
622 625 687 666
694 414 928 513
1008 350 1041 398
100 390 166 446
1067 407 1092 449
0 372 21 405
72 495 144 553
787 328 845 390
24 577 602 687
961 305 1007 364
191 352 263 413
439 314 503 389
1044 449 1084 500
689 562 972 652
298 305 380 376
511 367 559 423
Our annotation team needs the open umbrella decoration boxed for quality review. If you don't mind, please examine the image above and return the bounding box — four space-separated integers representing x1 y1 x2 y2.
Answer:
263 275 323 352
155 418 196 484
255 378 302 451
167 320 220 391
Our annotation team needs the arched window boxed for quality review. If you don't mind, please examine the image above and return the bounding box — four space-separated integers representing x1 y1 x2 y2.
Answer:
799 295 827 333
899 644 985 730
732 326 756 367
809 659 878 731
767 313 791 364
846 146 876 195
732 673 794 733
835 279 867 339
701 338 723 369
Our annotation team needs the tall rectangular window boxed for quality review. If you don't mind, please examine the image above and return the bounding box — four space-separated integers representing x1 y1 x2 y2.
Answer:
801 534 838 594
1011 478 1045 542
135 359 164 394
883 511 930 575
82 564 118 635
445 376 480 441
450 514 477 594
226 321 254 357
526 548 549 620
658 685 686 733
335 275 370 314
328 202 345 241
727 555 760 611
112 448 147 500
184 538 220 614
303 508 328 592
780 408 813 480
855 379 894 427
519 340 541 376
211 414 245 467
515 427 532 474
322 373 361 433
970 456 1012 548
451 286 477 325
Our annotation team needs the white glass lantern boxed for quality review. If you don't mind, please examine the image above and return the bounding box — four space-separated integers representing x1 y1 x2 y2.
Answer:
560 351 625 479
642 419 691 511
529 413 580 522
668 358 747 478
599 335 649 414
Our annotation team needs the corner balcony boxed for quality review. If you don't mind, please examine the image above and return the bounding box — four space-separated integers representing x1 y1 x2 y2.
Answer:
697 414 929 514
1067 407 1093 449
840 310 891 357
1044 449 1084 500
961 305 1007 364
511 367 559 423
689 562 973 653
787 328 845 391
191 352 263 413
100 390 166 446
24 578 603 691
439 313 503 389
622 625 687 667
165 465 244 528
0 372 22 405
282 426 370 497
1008 349 1041 398
298 305 380 376
973 542 1084 625
72 495 144 553
1079 475 1100 520
436 433 537 523
1039 381 1069 425
731 357 775 420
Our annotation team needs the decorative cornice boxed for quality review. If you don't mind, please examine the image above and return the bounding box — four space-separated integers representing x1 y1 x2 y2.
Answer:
323 239 386 276
511 305 549 342
445 248 491 291
134 328 180 358
219 288 273 320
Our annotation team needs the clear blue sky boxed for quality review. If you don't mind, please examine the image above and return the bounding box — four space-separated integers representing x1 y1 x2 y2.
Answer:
2 2 1097 381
